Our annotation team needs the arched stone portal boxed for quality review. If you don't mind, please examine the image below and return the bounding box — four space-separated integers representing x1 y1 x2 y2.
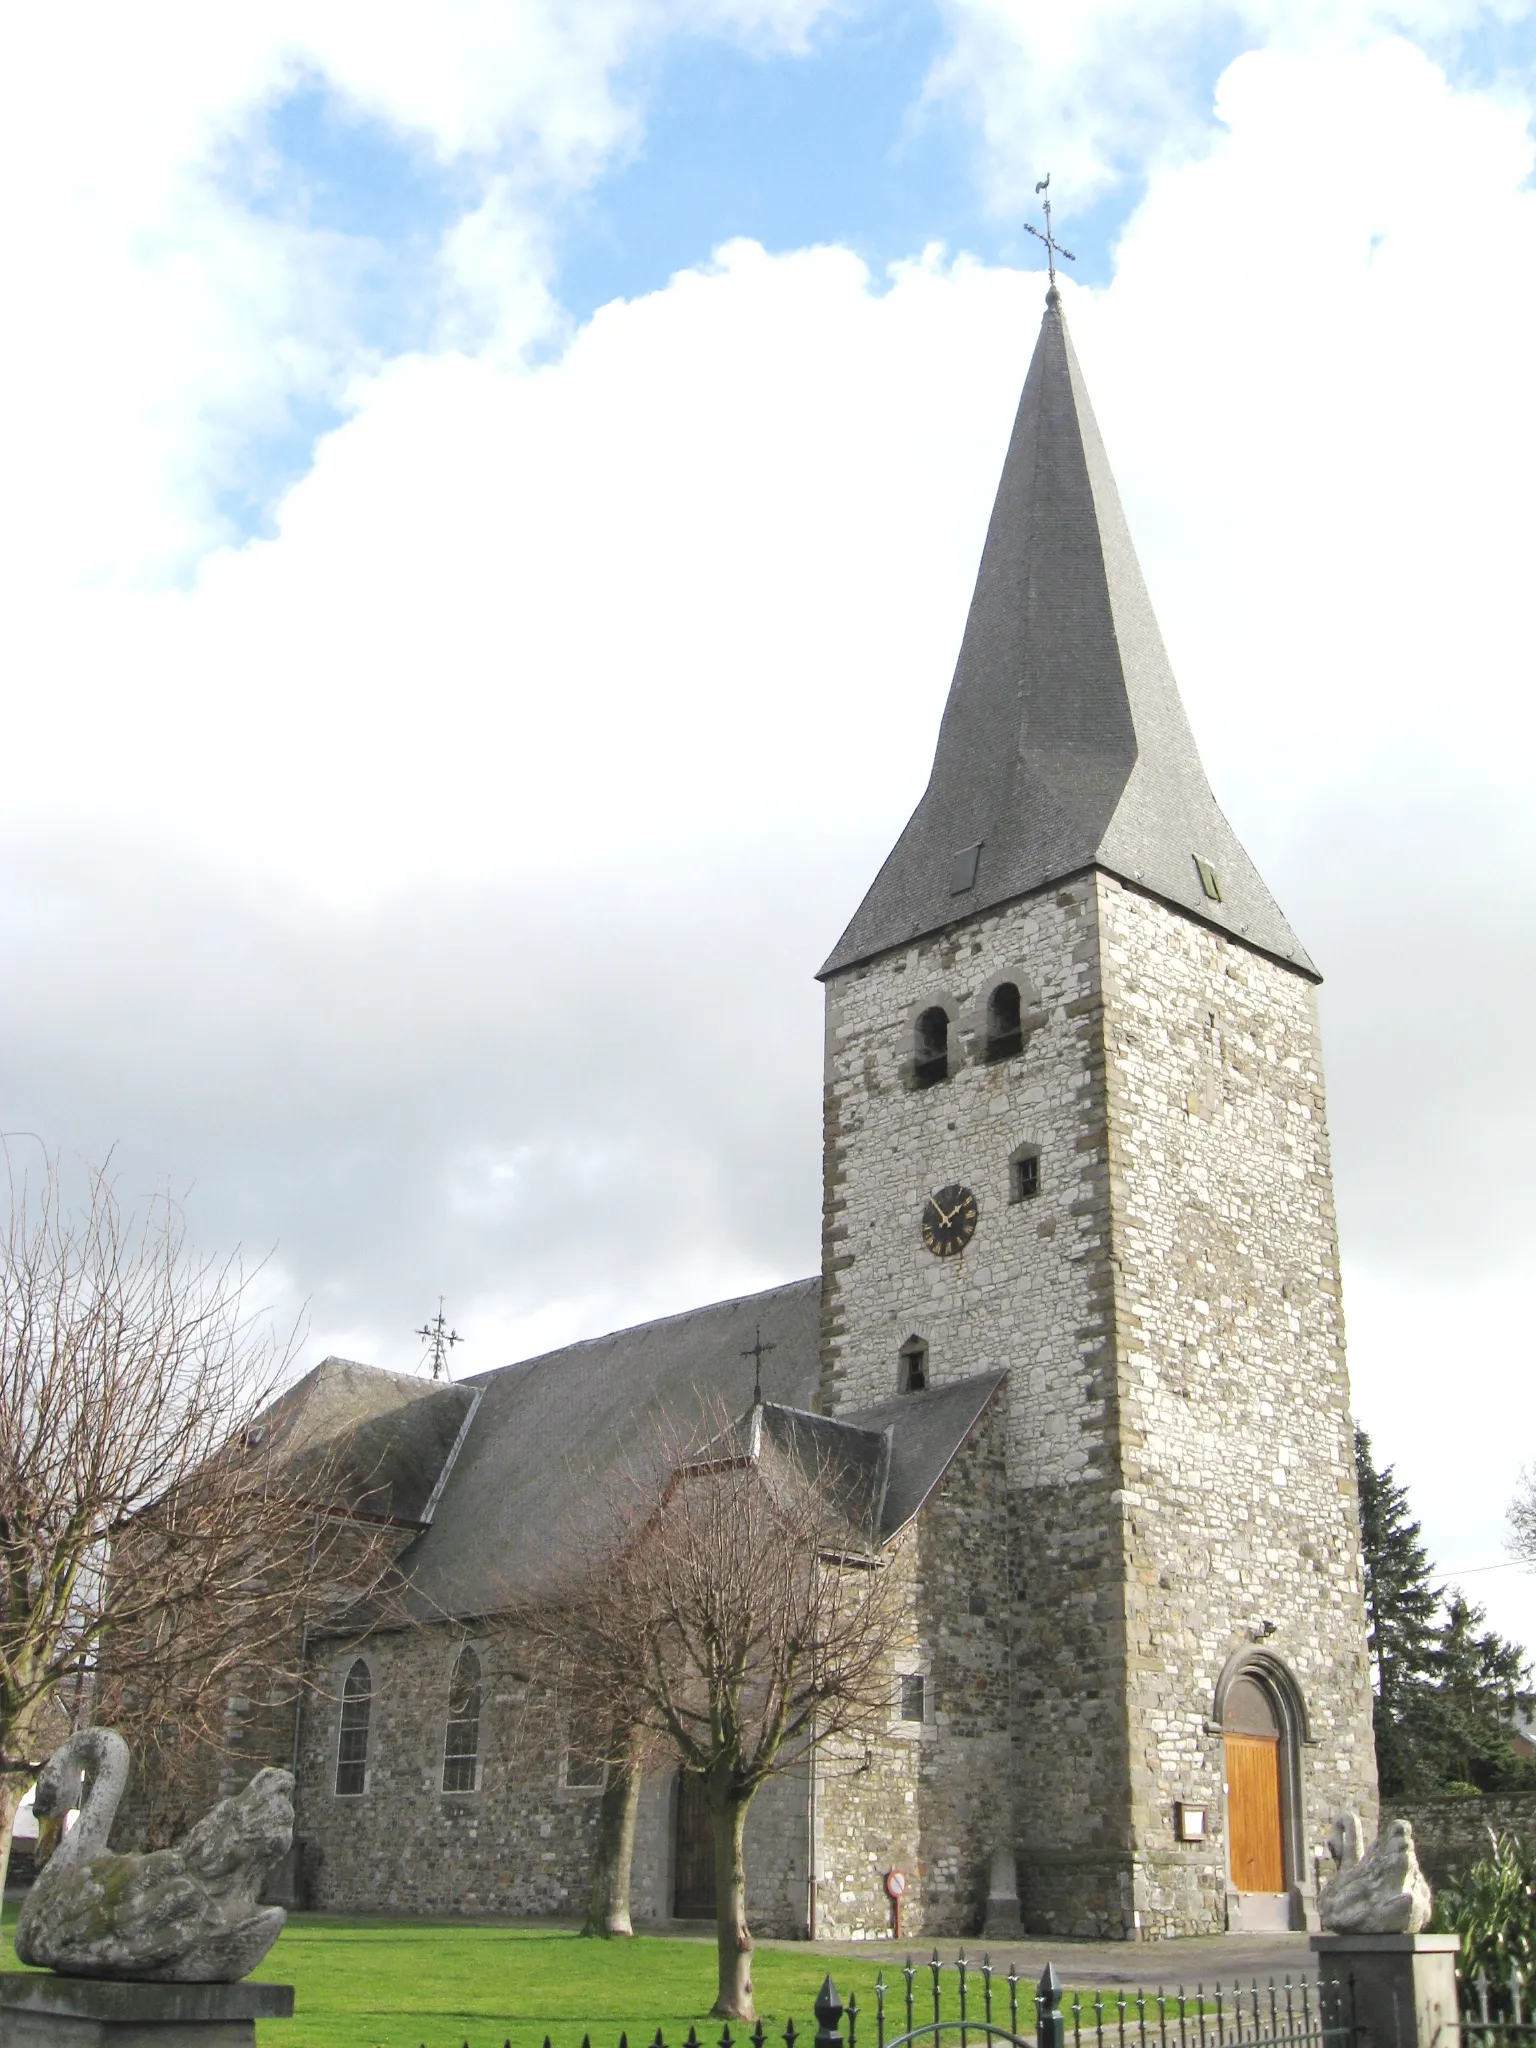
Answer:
1225 1677 1285 1895
1215 1652 1310 1932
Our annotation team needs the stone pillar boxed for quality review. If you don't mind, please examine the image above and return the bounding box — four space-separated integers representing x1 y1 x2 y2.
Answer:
1311 1933 1460 2048
983 1846 1022 1938
0 1975 294 2048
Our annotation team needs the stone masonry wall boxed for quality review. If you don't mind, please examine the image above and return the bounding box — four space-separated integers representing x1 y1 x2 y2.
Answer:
1386 1795 1536 1891
292 1617 812 1930
820 868 1376 1939
819 873 1135 1933
814 1398 1013 1940
1097 875 1378 1935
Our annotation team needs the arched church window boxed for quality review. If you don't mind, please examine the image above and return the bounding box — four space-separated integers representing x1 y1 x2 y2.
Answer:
442 1647 482 1794
985 983 1024 1062
913 1008 949 1088
335 1658 372 1796
898 1336 928 1394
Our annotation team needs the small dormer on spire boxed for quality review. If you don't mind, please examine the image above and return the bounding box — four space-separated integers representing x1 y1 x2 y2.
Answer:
820 242 1314 981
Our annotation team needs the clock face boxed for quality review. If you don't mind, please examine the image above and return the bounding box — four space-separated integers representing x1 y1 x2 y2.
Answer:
921 1183 978 1258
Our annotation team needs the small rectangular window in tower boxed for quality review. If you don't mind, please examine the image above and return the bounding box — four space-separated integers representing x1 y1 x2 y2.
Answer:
1194 855 1223 902
1011 1152 1040 1202
899 1674 926 1723
898 1336 928 1393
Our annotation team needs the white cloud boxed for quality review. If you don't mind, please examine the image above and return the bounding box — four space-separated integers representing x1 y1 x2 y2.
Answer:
4 240 1035 899
926 0 1534 208
1061 38 1536 822
0 0 845 586
3 4 1535 1634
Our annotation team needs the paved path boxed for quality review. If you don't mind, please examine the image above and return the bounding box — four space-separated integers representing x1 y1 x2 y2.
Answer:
760 1931 1319 1987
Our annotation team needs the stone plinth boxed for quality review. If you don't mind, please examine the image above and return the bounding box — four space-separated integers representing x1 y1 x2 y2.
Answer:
1312 1933 1459 2048
0 1974 293 2048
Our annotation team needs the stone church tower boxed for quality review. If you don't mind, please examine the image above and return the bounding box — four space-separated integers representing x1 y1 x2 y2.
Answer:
817 287 1378 1937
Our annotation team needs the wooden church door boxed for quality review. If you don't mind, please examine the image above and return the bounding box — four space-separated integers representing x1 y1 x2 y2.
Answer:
673 1772 716 1919
1224 1676 1285 1895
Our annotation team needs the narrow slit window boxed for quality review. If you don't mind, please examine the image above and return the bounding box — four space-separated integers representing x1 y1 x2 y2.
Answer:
899 1674 926 1723
442 1647 482 1794
898 1336 928 1394
986 983 1024 1062
1011 1149 1041 1202
335 1659 372 1796
913 1008 949 1089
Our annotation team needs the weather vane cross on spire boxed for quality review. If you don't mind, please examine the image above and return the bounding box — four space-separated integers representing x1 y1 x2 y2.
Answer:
1024 173 1076 293
415 1298 463 1381
742 1324 776 1408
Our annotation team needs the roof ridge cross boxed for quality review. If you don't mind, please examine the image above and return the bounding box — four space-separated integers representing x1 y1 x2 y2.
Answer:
1024 172 1076 295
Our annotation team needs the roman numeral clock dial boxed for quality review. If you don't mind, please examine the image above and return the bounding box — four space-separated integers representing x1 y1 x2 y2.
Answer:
921 1183 978 1258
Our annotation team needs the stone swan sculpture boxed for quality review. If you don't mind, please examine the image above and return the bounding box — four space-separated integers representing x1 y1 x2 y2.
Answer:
1318 1811 1433 1934
15 1728 294 1981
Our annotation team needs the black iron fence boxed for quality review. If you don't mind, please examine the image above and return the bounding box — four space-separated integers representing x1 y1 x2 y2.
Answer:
1464 1968 1536 2048
872 1953 1354 2048
408 1954 1359 2048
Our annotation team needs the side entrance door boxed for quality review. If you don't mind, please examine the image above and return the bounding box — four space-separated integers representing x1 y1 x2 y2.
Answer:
673 1772 717 1920
1224 1672 1287 1913
1225 1732 1284 1894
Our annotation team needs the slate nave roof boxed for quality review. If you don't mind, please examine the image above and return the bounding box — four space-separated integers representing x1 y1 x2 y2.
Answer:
283 1278 1003 1627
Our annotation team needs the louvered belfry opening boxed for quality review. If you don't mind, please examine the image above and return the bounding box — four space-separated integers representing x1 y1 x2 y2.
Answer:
913 1008 949 1088
985 982 1024 1062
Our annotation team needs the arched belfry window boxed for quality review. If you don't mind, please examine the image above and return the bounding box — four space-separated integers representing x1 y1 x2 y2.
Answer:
986 983 1024 1063
442 1647 482 1793
913 1008 949 1089
335 1658 372 1796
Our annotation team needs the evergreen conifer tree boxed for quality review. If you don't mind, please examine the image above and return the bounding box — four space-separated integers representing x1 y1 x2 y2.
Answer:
1355 1428 1536 1796
1355 1427 1439 1700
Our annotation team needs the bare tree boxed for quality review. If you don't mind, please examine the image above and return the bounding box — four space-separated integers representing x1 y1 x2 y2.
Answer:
0 1152 398 1887
576 1712 651 1939
555 1404 906 2020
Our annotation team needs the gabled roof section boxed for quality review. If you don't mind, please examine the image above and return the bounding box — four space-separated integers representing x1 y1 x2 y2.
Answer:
846 1371 1006 1537
704 1371 1006 1555
820 290 1315 980
746 1403 892 1552
258 1357 476 1527
393 1278 823 1617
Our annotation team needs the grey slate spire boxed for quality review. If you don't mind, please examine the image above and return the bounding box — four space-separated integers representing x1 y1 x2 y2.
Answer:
820 290 1315 980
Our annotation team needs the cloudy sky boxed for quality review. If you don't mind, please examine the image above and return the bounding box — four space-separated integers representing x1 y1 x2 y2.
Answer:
2 1 1533 1646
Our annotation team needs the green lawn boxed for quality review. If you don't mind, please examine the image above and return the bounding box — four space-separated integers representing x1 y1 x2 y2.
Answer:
6 1911 1038 2048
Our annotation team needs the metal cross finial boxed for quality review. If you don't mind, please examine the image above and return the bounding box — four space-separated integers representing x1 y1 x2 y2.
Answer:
415 1298 463 1381
742 1325 777 1407
1024 173 1076 295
